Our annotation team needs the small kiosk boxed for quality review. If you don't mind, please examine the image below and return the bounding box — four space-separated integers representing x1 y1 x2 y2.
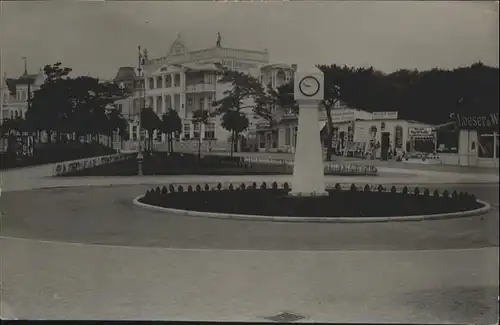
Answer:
435 112 498 168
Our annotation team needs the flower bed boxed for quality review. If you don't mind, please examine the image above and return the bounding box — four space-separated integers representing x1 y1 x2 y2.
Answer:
139 182 483 218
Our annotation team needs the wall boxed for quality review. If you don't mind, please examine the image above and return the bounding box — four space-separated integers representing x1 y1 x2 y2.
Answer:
458 129 478 166
354 119 410 152
53 153 134 176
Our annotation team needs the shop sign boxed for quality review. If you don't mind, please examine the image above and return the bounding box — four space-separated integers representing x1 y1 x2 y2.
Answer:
372 111 398 120
454 112 499 131
331 111 355 122
409 127 433 136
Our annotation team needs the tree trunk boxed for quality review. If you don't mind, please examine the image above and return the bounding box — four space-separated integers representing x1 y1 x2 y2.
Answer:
230 130 235 157
198 129 202 159
324 102 335 162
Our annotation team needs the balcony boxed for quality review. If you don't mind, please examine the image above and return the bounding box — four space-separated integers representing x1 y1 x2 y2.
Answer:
185 83 216 93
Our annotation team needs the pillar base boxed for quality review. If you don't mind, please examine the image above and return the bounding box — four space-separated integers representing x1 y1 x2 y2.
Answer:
288 191 328 197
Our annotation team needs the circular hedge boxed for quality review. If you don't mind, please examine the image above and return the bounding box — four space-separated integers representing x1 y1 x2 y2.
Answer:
139 182 484 218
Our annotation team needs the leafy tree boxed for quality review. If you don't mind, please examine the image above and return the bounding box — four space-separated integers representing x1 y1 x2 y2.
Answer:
159 109 182 154
28 63 128 145
315 64 353 160
213 67 282 120
221 110 249 156
192 108 210 158
140 107 161 154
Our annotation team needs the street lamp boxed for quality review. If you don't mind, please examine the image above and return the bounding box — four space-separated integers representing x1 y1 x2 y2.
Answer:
136 45 146 176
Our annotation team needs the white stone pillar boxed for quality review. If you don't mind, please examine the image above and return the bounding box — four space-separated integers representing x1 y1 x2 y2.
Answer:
153 96 158 115
162 95 166 114
291 66 326 196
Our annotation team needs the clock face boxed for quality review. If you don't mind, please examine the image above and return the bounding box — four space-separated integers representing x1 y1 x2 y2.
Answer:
298 76 320 97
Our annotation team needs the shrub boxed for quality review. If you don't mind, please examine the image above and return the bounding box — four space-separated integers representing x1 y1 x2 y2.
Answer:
187 185 193 193
241 183 246 190
283 182 290 191
391 186 397 193
335 183 342 191
205 184 210 191
161 186 168 195
413 187 420 196
423 188 430 197
442 190 449 198
252 182 257 189
364 184 371 192
433 189 440 197
178 185 184 193
350 183 357 192
196 184 202 192
229 183 234 191
402 186 408 195
272 181 278 190
217 183 222 190
377 184 385 192
261 182 267 189
452 190 458 200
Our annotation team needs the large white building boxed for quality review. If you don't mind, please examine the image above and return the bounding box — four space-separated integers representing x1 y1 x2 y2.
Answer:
1 70 45 122
114 34 299 152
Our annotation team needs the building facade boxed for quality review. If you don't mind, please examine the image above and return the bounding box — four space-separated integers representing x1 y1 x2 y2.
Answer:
117 34 273 152
1 70 45 123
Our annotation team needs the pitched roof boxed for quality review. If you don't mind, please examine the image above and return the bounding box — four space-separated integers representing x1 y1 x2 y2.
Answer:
114 67 137 82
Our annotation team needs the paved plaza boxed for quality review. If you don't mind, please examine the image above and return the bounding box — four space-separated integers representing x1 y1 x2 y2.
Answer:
1 161 499 322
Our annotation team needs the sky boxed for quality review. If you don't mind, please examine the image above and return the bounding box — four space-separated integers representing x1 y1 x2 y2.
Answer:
1 1 498 80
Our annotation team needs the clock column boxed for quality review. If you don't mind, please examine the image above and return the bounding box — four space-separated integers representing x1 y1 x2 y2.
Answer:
291 66 326 196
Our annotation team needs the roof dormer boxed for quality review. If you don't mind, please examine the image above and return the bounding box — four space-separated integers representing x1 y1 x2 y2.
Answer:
167 33 189 58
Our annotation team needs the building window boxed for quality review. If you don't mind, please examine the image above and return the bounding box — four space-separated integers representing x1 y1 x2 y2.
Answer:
199 98 205 111
204 122 215 139
478 133 499 158
155 130 162 142
206 73 215 84
157 77 163 88
165 75 172 87
207 97 212 111
187 97 193 106
193 122 201 139
285 127 291 146
174 74 181 87
132 126 137 141
394 125 403 149
259 134 266 149
347 125 354 142
148 78 154 89
183 123 191 139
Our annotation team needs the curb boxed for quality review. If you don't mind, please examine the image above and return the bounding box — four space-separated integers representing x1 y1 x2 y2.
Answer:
3 179 498 193
132 195 492 224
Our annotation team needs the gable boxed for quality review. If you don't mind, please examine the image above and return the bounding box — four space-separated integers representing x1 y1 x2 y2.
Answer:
153 64 183 75
168 36 188 57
